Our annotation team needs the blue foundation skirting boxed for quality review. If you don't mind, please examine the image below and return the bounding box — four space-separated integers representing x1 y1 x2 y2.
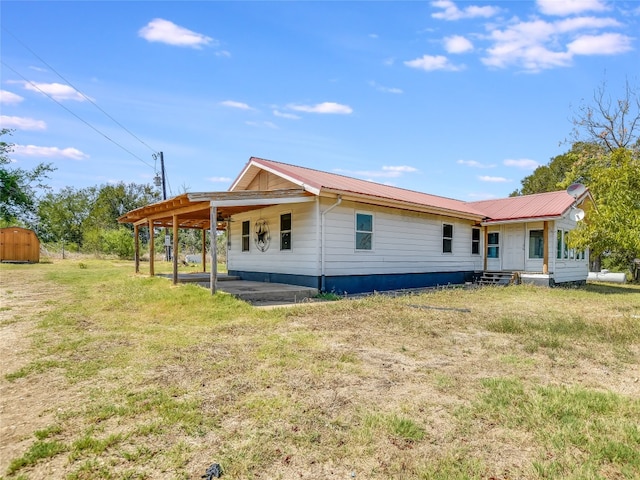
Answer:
228 270 477 294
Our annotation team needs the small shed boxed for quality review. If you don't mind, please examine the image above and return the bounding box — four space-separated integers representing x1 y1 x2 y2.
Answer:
0 227 40 263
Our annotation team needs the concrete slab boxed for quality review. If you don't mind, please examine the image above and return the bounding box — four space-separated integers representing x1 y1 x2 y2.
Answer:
214 280 318 304
156 273 318 304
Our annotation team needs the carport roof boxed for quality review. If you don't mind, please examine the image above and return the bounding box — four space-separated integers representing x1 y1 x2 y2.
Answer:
117 188 313 229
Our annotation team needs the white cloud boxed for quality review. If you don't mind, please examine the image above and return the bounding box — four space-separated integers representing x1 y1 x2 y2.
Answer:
479 175 510 182
207 176 232 183
556 16 621 32
245 121 278 129
444 35 474 54
404 54 464 72
568 33 633 55
431 0 501 20
481 16 632 71
139 18 215 49
457 159 496 168
536 0 608 16
273 110 301 119
334 165 418 179
287 102 353 114
220 100 253 110
22 81 86 101
504 158 539 169
467 192 498 199
369 81 403 94
0 115 47 130
0 90 23 105
13 144 88 160
382 165 418 174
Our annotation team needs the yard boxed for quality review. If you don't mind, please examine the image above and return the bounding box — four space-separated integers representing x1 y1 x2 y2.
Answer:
1 260 639 479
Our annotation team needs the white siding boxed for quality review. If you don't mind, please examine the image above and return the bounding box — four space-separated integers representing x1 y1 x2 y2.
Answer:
322 199 483 276
552 215 589 283
228 201 319 276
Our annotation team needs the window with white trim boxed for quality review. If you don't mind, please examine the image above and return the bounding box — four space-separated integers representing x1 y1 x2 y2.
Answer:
355 213 373 250
528 229 544 259
487 232 499 258
442 223 453 253
280 213 291 250
471 228 480 255
241 220 250 252
557 229 570 259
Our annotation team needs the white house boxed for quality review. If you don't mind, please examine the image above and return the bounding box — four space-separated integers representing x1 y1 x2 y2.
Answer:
119 157 593 293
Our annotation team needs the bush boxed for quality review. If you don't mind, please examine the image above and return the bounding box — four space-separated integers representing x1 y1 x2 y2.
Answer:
101 227 135 259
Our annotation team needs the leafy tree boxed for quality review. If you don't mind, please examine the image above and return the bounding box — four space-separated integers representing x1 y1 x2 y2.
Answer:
86 182 159 232
36 181 159 255
510 143 597 196
512 80 640 279
36 186 92 247
0 129 55 224
567 148 640 280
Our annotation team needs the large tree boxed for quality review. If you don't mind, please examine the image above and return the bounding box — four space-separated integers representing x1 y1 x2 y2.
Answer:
510 143 599 196
37 186 92 246
0 129 55 224
567 148 640 280
512 80 640 279
36 182 160 253
572 79 640 152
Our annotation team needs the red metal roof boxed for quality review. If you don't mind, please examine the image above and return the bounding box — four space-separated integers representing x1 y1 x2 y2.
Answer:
247 157 486 218
468 191 576 222
232 157 585 223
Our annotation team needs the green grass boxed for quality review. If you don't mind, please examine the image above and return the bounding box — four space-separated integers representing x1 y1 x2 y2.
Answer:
7 440 68 474
1 260 639 479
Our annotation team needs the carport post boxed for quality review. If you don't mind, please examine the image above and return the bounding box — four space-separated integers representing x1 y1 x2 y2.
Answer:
172 215 179 285
210 205 217 294
134 224 140 273
148 219 155 276
201 228 207 273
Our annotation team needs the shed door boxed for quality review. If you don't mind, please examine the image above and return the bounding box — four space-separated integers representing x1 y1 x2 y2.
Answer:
503 224 524 271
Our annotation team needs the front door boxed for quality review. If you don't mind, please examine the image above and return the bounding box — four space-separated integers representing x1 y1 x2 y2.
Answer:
503 224 524 271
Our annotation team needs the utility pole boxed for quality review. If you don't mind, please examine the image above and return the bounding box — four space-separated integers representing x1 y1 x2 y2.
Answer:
159 151 167 201
154 152 170 261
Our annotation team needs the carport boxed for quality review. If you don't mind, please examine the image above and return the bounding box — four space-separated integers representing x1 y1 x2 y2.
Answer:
117 188 313 294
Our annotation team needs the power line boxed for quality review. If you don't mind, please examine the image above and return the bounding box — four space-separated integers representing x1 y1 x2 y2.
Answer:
1 60 155 169
2 26 158 155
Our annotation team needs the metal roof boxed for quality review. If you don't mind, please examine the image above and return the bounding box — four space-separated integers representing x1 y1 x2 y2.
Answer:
469 190 580 223
239 157 487 220
119 157 592 228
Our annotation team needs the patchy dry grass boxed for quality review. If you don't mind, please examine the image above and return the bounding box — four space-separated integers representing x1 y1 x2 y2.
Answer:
1 260 639 479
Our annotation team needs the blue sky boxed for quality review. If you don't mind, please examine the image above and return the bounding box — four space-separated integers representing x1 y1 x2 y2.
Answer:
1 0 638 201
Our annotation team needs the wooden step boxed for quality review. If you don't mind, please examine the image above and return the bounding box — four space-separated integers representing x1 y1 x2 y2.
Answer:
477 271 518 286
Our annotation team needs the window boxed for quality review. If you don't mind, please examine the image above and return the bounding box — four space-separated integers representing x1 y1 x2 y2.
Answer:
280 213 291 250
355 213 373 250
241 220 250 252
557 229 572 259
487 232 499 258
442 223 453 253
529 230 544 259
471 228 480 255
